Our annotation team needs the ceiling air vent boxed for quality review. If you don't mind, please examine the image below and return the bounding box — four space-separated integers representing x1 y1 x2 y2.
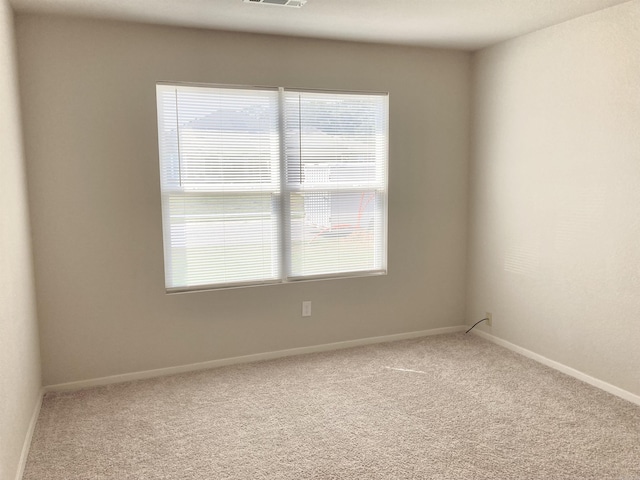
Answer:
244 0 307 7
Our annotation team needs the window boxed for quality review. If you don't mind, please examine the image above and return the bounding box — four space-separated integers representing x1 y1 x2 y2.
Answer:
156 83 388 292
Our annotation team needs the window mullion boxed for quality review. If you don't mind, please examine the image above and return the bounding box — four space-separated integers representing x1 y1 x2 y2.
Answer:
277 87 291 281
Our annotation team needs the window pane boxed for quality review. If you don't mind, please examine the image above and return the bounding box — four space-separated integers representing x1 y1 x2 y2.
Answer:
284 91 387 189
289 190 385 278
158 85 280 192
165 193 280 288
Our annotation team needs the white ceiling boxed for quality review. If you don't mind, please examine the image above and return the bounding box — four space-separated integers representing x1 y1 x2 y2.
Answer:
9 0 631 50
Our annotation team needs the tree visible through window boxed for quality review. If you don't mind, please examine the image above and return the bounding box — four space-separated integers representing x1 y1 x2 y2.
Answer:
156 83 388 292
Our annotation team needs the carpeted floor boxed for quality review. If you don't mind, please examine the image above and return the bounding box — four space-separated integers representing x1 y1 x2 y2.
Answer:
24 333 640 479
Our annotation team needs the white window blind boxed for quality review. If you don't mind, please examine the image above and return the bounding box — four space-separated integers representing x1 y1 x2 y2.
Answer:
284 90 388 279
156 83 388 292
157 85 281 290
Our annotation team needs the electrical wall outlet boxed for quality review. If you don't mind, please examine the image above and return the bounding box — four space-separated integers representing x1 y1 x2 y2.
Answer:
485 312 492 327
302 301 312 317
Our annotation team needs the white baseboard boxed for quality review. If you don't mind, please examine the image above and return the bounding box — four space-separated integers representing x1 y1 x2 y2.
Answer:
15 388 44 480
44 326 466 393
472 329 640 407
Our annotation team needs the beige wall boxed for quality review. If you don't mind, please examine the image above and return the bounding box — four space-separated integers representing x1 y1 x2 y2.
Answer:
468 1 640 396
0 1 42 478
16 15 471 386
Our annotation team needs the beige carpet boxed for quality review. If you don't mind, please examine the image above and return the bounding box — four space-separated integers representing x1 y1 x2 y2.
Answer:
24 333 640 479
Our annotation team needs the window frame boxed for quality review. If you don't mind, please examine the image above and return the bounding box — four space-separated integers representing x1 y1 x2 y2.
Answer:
156 82 389 293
